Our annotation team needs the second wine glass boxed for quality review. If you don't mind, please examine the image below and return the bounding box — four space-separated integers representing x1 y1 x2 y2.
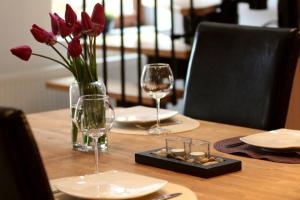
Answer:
73 95 114 173
140 63 174 135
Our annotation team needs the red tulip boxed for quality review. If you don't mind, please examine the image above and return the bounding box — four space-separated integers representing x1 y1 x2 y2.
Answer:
10 45 32 61
65 4 77 26
73 21 83 36
30 24 56 45
49 13 59 35
81 12 93 33
58 19 73 38
91 3 105 25
50 13 73 37
54 13 64 21
68 37 82 58
91 3 105 35
93 23 105 36
82 9 104 36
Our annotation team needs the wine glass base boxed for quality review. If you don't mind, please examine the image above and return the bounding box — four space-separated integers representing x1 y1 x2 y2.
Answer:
148 126 170 135
73 143 108 152
73 134 108 152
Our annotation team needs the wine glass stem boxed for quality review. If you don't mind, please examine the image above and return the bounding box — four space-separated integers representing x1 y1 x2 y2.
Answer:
94 137 99 173
156 98 161 128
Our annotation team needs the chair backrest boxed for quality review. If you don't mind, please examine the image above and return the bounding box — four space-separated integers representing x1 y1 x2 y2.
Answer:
183 22 299 130
0 107 54 200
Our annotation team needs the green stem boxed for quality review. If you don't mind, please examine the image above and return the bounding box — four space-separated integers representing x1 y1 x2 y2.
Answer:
93 36 96 58
83 36 94 82
88 36 93 77
64 38 69 44
93 36 97 80
80 54 90 78
50 45 72 68
89 36 93 58
57 41 68 49
32 53 70 70
86 61 94 82
86 41 91 59
71 57 80 81
83 35 88 61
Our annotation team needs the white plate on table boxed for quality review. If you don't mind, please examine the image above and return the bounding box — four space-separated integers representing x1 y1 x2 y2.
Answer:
53 170 168 199
240 129 300 150
115 106 178 124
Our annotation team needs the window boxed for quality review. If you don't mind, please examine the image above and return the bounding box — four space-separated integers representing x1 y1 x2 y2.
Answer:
51 0 140 27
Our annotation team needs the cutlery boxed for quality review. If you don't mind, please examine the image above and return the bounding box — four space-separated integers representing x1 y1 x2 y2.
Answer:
135 120 182 130
52 190 61 195
51 184 61 195
51 191 182 199
225 141 245 148
152 192 182 200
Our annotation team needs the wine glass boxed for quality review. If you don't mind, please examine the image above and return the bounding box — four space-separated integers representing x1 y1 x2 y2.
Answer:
140 63 174 134
73 95 114 173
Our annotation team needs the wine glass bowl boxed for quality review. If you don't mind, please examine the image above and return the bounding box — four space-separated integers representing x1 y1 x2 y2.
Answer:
73 94 115 173
141 63 174 135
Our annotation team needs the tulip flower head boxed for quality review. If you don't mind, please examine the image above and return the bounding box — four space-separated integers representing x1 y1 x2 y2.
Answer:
58 19 73 38
30 24 56 45
49 13 60 35
10 45 32 61
91 3 105 35
81 12 94 35
11 3 105 83
68 37 82 58
65 4 77 27
81 3 105 36
73 21 83 36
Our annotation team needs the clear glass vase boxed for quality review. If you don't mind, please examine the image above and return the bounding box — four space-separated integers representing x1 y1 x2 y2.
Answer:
69 81 107 152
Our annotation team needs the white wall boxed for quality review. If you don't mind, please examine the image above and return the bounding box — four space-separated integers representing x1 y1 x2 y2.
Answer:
0 0 72 113
0 0 145 113
0 0 58 74
239 0 278 27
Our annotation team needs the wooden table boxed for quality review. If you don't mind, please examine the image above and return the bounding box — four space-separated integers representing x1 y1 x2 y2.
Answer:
28 109 300 200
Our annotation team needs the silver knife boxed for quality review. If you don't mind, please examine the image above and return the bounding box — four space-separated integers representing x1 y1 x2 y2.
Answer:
152 192 182 200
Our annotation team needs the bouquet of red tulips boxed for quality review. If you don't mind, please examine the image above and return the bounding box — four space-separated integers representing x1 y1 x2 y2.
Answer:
10 3 105 83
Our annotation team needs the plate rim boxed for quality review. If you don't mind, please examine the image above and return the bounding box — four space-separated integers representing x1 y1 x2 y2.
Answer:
240 129 300 150
114 106 178 124
54 170 168 199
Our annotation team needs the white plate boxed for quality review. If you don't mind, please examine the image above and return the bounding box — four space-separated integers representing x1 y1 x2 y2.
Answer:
115 106 178 124
53 170 168 199
240 129 300 150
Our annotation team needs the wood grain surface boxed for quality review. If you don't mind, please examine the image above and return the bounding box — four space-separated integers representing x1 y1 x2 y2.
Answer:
286 58 300 129
27 109 300 200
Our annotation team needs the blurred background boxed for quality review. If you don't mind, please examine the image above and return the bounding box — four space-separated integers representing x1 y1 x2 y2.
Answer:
1 0 299 127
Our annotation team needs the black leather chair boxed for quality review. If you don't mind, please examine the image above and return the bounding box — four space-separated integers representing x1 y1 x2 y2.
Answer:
0 107 54 200
183 22 299 130
278 0 300 28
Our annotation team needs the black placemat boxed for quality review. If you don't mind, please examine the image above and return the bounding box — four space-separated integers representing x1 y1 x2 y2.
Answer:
214 136 300 164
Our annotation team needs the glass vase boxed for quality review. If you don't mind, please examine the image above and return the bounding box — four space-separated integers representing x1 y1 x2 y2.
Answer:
69 81 107 152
